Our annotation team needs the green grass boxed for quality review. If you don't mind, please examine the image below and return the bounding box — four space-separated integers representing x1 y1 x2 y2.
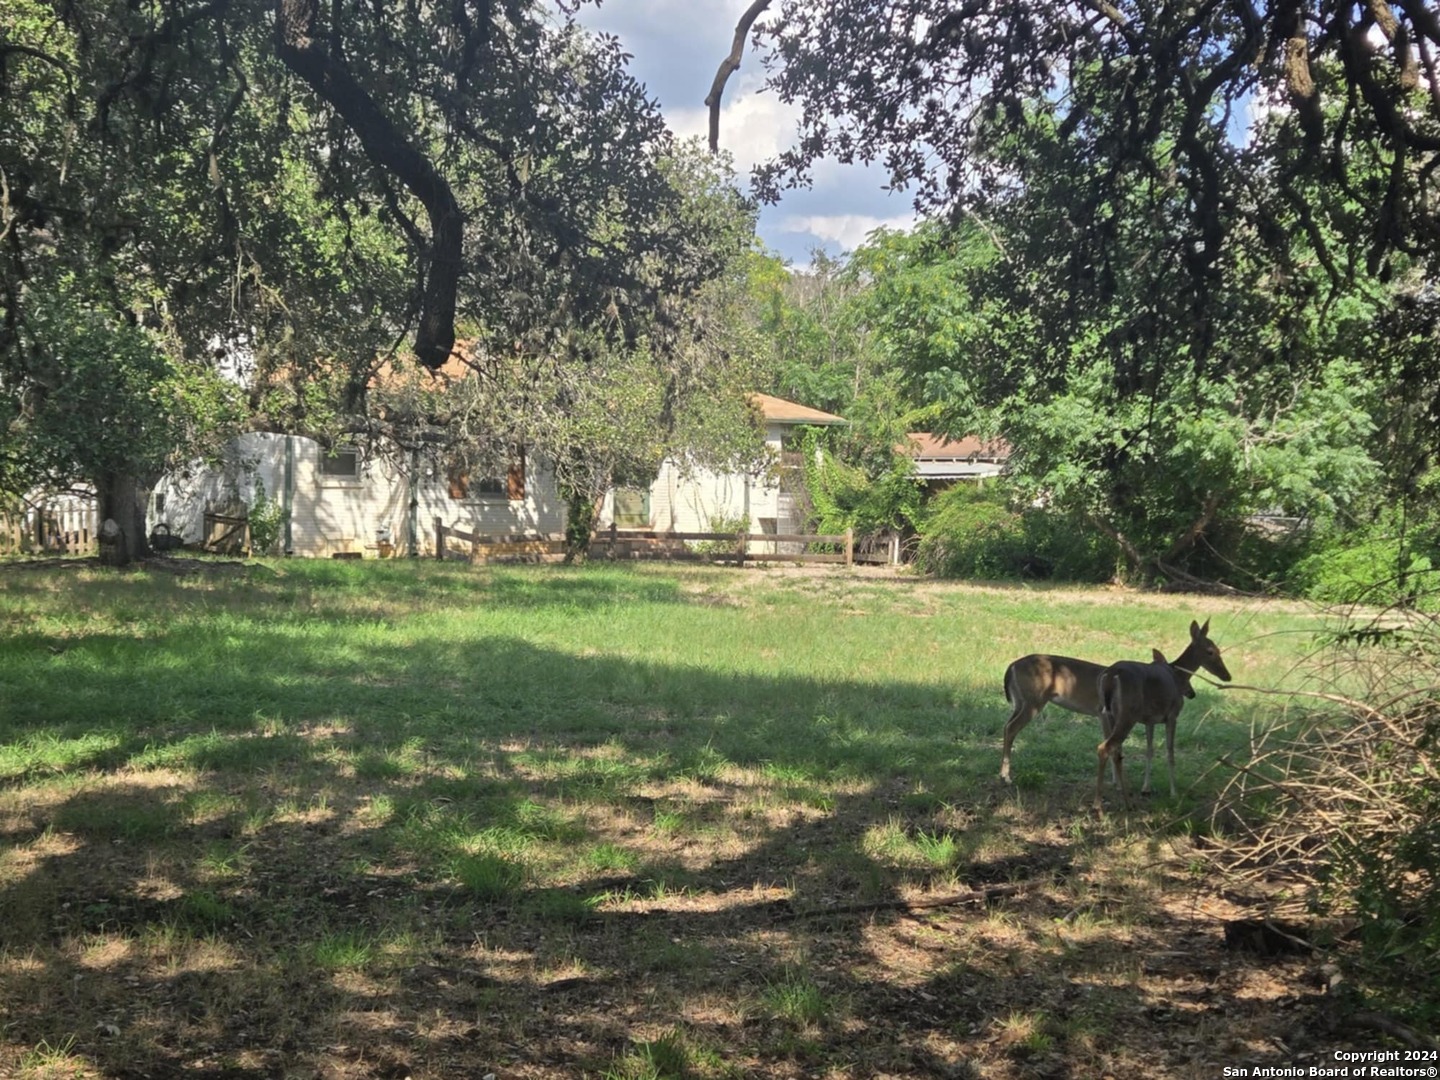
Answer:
0 559 1342 1077
762 968 836 1027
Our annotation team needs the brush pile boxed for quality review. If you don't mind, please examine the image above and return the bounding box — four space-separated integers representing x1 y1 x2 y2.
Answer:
1203 603 1440 1030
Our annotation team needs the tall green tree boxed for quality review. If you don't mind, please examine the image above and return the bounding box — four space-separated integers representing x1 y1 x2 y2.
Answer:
710 0 1440 414
2 0 717 560
362 142 771 561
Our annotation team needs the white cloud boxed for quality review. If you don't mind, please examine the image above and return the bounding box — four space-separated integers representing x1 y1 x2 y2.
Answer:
666 76 799 173
777 212 919 252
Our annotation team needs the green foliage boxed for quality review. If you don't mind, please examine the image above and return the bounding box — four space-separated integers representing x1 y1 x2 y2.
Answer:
1345 772 1440 1028
3 281 244 497
691 513 750 557
802 433 921 537
913 486 1023 579
1288 517 1440 611
913 485 1117 582
247 479 289 557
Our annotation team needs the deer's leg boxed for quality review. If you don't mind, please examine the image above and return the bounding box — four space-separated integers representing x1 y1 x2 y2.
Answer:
1096 732 1129 812
1141 722 1156 795
1165 715 1177 797
1000 700 1041 783
1099 707 1121 786
1095 740 1110 813
1112 741 1128 809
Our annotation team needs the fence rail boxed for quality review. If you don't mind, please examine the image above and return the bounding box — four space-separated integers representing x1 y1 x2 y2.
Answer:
434 519 856 567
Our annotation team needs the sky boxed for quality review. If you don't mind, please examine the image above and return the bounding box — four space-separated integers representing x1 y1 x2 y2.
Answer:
570 0 919 266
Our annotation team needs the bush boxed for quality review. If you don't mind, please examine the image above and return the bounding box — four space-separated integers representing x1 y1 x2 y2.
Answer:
691 512 750 556
803 441 923 538
914 484 1118 582
1205 619 1440 1029
1288 522 1440 611
247 479 289 556
1016 504 1121 583
914 485 1024 578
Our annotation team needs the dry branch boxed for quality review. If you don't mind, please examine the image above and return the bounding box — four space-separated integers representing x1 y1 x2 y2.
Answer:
706 0 774 152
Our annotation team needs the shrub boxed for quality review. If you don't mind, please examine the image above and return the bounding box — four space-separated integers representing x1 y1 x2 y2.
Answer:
802 436 923 537
248 479 289 556
1288 527 1440 610
1015 505 1120 583
914 484 1118 582
1204 620 1440 1029
691 512 750 556
914 484 1024 578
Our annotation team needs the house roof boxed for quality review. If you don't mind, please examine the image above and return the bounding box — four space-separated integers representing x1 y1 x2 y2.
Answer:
901 432 1011 461
749 393 847 426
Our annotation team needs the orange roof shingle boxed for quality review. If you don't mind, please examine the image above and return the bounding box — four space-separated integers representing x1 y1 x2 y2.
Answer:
901 432 1011 461
749 393 847 426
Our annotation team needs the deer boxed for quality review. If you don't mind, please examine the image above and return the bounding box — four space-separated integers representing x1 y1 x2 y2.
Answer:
999 619 1228 790
1094 619 1232 812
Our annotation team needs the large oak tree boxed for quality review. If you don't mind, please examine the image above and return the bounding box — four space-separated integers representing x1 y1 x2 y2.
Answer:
2 0 715 560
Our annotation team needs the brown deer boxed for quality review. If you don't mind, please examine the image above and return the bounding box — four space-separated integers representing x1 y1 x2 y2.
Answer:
1094 619 1232 812
999 619 1228 789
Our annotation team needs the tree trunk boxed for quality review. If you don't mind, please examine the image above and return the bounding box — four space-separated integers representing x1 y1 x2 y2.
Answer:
563 489 598 564
96 472 152 566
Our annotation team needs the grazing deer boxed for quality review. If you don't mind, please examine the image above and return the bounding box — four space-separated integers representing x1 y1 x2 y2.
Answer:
1095 619 1232 812
1000 653 1112 784
999 619 1227 786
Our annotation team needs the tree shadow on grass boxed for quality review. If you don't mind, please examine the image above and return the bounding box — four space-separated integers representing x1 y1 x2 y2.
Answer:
0 567 1366 1078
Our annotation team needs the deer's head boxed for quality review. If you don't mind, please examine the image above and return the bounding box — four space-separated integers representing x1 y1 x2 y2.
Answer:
1187 618 1232 683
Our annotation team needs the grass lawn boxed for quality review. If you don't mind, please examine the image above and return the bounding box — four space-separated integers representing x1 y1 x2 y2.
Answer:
0 559 1374 1077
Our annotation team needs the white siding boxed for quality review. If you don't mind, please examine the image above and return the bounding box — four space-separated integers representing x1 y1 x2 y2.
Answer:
155 433 566 558
157 417 808 555
597 424 787 535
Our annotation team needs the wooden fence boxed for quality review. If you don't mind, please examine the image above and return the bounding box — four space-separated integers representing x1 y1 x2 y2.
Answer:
435 518 857 567
0 499 99 556
203 512 249 555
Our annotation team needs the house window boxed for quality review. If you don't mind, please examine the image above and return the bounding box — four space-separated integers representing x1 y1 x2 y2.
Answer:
320 447 361 480
613 488 650 528
448 447 525 501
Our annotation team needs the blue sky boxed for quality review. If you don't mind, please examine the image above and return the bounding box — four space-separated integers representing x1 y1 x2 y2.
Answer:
571 0 918 266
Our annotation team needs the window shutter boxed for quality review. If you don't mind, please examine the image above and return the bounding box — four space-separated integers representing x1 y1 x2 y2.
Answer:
506 448 526 500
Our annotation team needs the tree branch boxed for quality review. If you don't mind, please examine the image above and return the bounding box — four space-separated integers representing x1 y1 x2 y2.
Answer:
273 0 464 371
706 0 773 153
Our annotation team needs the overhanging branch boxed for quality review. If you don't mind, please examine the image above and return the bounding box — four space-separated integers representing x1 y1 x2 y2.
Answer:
706 0 774 153
273 0 464 371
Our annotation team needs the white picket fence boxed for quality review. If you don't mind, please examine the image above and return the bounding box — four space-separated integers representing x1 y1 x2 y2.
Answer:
0 496 100 556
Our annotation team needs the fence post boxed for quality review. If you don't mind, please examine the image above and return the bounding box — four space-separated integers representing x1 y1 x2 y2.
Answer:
609 520 618 558
434 516 445 561
735 530 747 567
844 527 854 567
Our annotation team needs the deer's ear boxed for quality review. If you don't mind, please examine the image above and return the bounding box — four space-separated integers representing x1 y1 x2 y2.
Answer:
1191 619 1203 637
1152 648 1166 663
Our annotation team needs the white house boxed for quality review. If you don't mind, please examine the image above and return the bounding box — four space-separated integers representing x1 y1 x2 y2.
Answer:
603 393 847 537
152 392 846 558
152 432 562 558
